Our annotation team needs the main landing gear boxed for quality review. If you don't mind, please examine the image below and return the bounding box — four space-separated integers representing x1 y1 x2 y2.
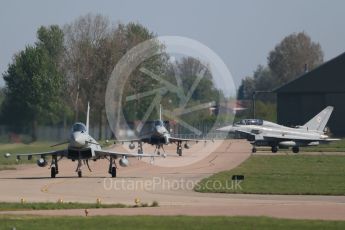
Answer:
108 156 117 178
251 147 257 153
177 141 182 156
292 147 300 153
137 141 143 155
271 146 278 153
50 155 59 178
251 145 278 153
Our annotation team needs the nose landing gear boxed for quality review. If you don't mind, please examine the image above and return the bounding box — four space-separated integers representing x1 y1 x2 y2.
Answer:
76 159 82 177
108 157 117 178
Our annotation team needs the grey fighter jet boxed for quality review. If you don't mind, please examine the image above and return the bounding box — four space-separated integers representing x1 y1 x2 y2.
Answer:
217 106 339 153
11 103 160 178
116 105 207 156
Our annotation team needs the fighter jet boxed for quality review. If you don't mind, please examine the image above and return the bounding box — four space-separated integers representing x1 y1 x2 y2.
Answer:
116 105 208 156
13 103 160 178
217 106 339 153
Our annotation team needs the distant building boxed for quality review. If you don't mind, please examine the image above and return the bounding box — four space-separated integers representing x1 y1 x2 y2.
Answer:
274 52 345 136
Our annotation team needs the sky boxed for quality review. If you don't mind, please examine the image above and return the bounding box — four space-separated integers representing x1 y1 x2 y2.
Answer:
1 0 345 89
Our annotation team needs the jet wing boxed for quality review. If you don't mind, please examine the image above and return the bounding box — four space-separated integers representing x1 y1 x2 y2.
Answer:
169 136 212 143
16 150 68 160
114 132 155 144
94 150 161 158
320 138 341 142
114 139 142 144
258 133 337 142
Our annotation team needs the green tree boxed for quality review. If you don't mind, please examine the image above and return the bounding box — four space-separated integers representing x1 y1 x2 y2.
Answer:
1 25 64 141
255 100 277 122
162 57 222 133
175 57 220 107
36 25 64 59
239 32 323 101
268 32 323 85
253 65 275 91
237 32 323 121
237 76 255 100
121 22 164 122
0 88 4 105
63 14 164 138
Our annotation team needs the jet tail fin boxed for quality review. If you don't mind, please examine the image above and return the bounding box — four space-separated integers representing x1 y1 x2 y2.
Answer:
159 104 162 120
302 106 333 132
86 102 90 133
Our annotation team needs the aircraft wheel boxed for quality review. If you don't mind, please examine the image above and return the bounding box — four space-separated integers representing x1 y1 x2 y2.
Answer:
111 167 117 178
292 147 299 153
177 149 182 156
78 170 82 178
51 167 56 178
251 147 257 153
271 146 278 153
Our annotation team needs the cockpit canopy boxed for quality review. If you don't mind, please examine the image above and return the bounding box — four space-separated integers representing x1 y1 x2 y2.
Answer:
154 120 164 127
72 123 87 132
235 119 263 126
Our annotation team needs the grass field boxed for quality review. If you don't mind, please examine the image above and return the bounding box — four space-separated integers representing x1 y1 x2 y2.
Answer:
302 138 345 152
0 201 158 211
0 216 345 230
195 155 345 195
0 202 127 211
0 165 16 171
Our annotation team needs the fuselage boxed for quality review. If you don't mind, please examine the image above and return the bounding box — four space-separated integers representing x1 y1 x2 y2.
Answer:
218 119 329 147
67 122 101 160
141 120 171 145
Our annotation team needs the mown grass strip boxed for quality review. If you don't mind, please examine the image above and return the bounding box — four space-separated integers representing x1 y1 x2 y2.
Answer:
196 155 345 195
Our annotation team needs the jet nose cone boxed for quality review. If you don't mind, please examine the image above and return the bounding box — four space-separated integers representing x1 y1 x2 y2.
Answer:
216 125 234 132
155 126 165 135
158 127 165 133
72 132 86 147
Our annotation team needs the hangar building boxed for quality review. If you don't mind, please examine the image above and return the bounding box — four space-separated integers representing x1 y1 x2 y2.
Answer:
274 52 345 136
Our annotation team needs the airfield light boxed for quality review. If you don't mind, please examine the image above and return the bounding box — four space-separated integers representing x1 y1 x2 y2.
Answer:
20 198 26 204
134 197 141 206
84 209 89 216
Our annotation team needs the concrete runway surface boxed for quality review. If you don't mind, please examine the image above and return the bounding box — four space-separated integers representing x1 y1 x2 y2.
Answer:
1 140 345 220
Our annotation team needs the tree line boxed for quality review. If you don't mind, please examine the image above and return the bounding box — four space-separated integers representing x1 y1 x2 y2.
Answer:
237 32 324 121
1 13 324 141
0 13 221 141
